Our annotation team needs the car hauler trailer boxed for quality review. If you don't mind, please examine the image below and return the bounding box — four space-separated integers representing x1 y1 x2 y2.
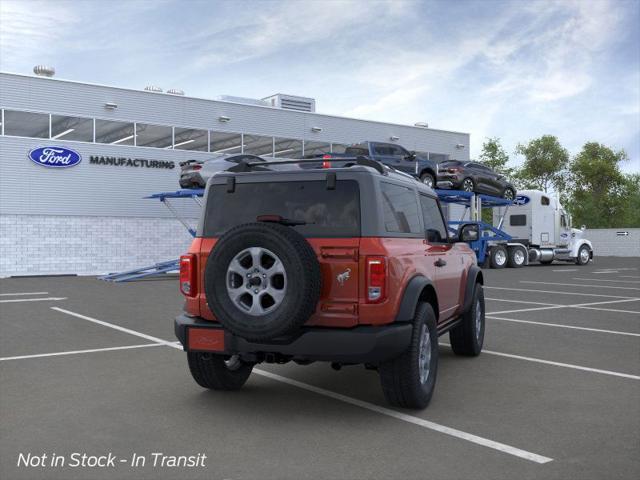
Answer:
438 189 594 268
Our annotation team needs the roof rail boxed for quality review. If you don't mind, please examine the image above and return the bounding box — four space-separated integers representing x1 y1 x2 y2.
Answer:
227 156 387 175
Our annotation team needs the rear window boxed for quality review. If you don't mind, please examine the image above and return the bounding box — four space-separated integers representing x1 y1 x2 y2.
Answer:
440 160 462 168
203 180 360 237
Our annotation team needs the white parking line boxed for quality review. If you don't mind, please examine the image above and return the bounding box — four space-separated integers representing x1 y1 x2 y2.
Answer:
253 369 553 464
0 343 163 361
441 344 640 381
487 298 640 316
486 298 558 307
0 292 49 296
51 307 180 348
620 275 640 279
487 316 640 337
0 297 67 303
521 281 640 291
573 278 640 284
485 286 637 299
48 307 552 464
552 269 578 272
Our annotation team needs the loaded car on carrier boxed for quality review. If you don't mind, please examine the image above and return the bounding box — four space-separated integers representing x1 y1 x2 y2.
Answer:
175 158 485 409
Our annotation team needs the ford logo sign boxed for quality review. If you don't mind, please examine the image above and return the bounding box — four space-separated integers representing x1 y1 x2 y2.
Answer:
28 146 82 168
514 195 530 206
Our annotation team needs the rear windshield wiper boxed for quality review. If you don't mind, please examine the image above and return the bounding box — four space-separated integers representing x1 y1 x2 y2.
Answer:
256 215 308 226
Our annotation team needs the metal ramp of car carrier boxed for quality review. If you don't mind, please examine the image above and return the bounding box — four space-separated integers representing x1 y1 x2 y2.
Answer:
99 189 204 282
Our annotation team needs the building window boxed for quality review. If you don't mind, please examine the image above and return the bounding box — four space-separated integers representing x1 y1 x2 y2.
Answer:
331 143 348 154
135 123 173 149
95 119 135 145
427 153 449 163
173 127 208 151
303 141 330 157
380 182 421 234
3 110 49 138
51 115 94 142
244 134 274 156
274 137 303 158
210 131 243 154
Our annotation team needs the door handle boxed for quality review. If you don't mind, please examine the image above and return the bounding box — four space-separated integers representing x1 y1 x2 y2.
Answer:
434 258 447 267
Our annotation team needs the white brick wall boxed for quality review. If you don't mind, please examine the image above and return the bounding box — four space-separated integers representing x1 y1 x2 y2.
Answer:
0 214 196 277
586 228 640 257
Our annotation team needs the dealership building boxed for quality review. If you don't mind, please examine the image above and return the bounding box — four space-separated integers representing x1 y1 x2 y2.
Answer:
0 69 470 277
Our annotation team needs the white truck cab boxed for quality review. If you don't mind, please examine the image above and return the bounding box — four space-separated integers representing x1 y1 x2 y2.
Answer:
493 190 593 265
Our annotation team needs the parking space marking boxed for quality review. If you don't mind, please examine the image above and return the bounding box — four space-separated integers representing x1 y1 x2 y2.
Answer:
441 344 640 381
521 281 640 291
485 286 638 299
47 307 552 464
0 297 67 303
0 292 49 296
573 278 640 284
486 298 559 307
552 269 578 272
51 307 181 348
253 369 553 464
487 298 640 316
0 343 163 362
487 315 640 337
620 275 640 279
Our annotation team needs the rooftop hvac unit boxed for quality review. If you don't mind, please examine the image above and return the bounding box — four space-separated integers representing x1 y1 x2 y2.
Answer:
167 88 185 95
144 85 163 93
216 95 270 107
33 65 55 77
262 94 316 113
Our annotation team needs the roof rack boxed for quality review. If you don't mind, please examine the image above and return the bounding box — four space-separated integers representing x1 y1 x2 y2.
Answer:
227 156 387 175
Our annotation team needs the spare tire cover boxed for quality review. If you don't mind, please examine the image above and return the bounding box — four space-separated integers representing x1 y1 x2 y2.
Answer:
204 222 321 342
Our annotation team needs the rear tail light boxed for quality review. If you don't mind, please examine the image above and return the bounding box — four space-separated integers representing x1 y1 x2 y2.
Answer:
366 256 387 303
180 254 197 297
447 167 460 173
321 155 332 169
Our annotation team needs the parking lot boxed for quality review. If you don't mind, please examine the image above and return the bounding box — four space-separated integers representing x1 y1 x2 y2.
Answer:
1 256 639 480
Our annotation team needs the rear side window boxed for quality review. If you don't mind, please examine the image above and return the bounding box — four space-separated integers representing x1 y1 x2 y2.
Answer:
510 214 527 226
345 146 369 156
419 195 448 242
380 182 421 234
203 180 360 237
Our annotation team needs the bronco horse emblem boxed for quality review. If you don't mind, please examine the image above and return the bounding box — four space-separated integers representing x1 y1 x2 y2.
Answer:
336 268 351 286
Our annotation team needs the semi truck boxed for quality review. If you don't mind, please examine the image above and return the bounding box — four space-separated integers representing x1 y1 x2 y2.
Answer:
440 189 594 268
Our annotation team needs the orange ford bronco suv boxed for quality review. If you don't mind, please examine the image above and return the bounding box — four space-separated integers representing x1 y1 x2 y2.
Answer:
175 159 485 408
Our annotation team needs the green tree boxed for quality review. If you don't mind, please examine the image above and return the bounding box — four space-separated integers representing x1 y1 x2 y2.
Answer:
515 135 569 193
479 137 513 176
566 142 634 228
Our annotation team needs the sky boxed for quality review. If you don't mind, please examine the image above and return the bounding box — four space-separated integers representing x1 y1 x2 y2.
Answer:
1 0 639 172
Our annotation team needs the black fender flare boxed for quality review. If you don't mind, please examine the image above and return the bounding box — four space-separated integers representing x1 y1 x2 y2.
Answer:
419 167 436 179
395 275 437 322
462 265 483 313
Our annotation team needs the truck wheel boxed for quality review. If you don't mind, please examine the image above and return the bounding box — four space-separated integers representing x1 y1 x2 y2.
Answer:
507 246 526 268
576 245 591 265
450 283 485 356
489 245 507 269
420 172 435 188
461 178 475 192
503 187 515 201
379 303 438 409
204 222 321 342
187 353 253 390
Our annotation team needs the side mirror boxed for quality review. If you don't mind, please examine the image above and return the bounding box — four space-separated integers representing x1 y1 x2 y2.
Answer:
459 224 479 242
405 151 416 161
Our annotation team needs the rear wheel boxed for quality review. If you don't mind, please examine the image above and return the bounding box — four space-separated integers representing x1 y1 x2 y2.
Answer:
507 246 526 268
187 352 253 390
379 303 438 409
420 172 435 188
461 178 475 192
450 283 485 356
503 187 515 201
490 245 508 269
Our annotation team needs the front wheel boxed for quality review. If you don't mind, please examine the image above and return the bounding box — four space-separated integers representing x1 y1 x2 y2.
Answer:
379 303 438 409
503 187 515 201
461 178 475 192
187 352 253 390
576 245 591 265
420 172 435 188
450 283 485 356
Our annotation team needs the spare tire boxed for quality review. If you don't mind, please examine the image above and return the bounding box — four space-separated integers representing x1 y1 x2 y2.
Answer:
204 222 321 342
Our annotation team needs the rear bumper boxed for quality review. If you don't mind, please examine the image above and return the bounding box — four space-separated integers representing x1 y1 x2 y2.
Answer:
175 314 412 364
